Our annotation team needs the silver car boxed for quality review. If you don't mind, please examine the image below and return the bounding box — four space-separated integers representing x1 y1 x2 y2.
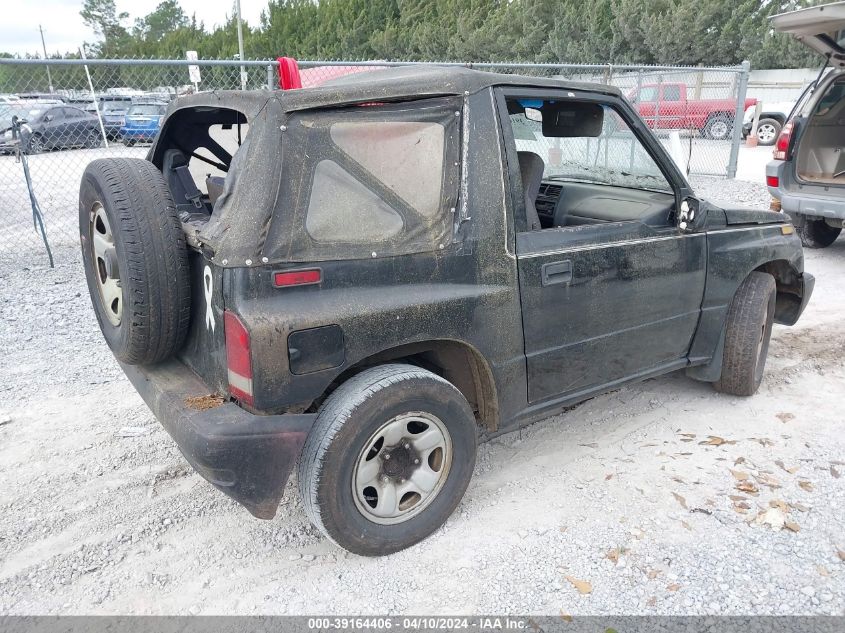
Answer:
766 1 845 248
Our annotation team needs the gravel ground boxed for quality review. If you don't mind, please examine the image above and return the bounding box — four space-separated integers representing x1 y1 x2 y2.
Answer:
0 177 843 616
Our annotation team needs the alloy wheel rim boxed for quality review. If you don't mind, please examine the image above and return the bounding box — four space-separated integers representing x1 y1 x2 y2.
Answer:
352 411 452 525
90 202 122 327
757 124 777 143
711 121 729 139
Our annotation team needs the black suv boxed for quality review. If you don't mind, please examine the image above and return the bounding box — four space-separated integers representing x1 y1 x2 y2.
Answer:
79 67 813 556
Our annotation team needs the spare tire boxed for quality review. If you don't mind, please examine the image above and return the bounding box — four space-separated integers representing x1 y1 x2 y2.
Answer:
79 158 191 365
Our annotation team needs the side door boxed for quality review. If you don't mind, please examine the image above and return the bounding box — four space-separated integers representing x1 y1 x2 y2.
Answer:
39 107 63 147
498 89 707 404
659 84 686 129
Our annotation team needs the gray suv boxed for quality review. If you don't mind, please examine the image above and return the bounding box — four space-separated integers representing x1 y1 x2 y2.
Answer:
766 2 845 248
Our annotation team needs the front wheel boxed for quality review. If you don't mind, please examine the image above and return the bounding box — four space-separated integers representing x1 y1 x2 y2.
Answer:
26 134 44 154
713 272 776 396
798 217 841 249
298 364 477 556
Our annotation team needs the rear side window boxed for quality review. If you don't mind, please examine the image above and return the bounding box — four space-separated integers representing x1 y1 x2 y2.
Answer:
265 97 461 262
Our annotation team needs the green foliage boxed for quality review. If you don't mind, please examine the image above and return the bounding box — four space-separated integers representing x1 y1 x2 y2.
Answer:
4 0 835 68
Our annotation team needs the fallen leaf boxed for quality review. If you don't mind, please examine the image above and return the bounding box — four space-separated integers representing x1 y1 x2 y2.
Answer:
680 520 692 531
776 412 795 423
700 435 734 446
680 433 696 438
775 460 800 474
671 476 686 484
606 548 621 563
831 465 841 479
680 438 694 442
729 494 747 502
756 437 775 447
564 575 593 595
646 597 656 607
798 480 814 492
817 565 831 577
605 473 613 481
769 499 789 513
647 569 662 580
672 492 688 509
559 526 568 533
755 473 782 489
837 549 845 562
732 501 751 514
558 612 572 623
736 482 759 495
790 502 809 512
784 521 800 533
666 583 681 592
734 456 746 465
731 469 750 481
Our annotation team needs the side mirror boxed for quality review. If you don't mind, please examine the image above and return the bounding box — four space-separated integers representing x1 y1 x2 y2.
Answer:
678 197 706 232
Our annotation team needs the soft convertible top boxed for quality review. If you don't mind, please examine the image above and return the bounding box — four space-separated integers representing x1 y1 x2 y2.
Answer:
149 66 621 266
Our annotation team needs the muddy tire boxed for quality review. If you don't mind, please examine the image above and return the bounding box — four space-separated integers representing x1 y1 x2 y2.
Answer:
713 272 776 396
298 364 477 556
79 158 191 365
798 217 841 249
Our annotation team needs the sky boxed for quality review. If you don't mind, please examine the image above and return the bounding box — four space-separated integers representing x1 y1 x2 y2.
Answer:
3 0 267 56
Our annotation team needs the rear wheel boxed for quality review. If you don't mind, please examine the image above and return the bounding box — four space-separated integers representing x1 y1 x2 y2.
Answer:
713 272 776 396
703 114 733 141
755 118 782 146
298 364 477 556
798 217 841 249
84 129 101 149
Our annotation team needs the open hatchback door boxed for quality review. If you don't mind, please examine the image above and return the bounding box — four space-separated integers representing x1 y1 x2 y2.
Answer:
771 1 845 64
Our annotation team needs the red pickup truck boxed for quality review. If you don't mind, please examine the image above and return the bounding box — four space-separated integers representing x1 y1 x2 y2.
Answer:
628 82 757 141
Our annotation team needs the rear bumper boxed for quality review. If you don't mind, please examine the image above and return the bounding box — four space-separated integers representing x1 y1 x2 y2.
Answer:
767 160 845 221
120 359 315 519
120 129 157 140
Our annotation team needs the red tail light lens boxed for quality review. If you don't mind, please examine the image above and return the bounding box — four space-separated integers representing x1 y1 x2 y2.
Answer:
224 310 253 406
766 175 779 188
273 269 321 287
773 122 793 161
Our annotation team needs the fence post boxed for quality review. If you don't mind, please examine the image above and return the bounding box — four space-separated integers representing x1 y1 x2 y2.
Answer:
727 60 751 179
266 64 275 90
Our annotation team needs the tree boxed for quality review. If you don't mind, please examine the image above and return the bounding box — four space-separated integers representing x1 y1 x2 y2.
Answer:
80 0 130 56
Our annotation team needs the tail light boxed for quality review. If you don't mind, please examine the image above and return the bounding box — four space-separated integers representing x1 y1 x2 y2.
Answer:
766 175 779 188
773 121 793 161
224 310 253 406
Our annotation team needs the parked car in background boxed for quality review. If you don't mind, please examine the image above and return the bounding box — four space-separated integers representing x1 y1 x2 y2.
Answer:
627 82 757 140
742 99 798 145
85 96 133 140
17 92 65 102
120 101 167 145
0 102 101 154
0 94 21 104
766 1 845 248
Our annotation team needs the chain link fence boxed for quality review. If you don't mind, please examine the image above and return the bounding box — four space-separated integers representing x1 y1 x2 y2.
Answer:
0 58 749 266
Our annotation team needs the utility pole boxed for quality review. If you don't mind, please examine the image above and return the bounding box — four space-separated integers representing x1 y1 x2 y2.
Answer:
39 25 54 93
234 0 247 90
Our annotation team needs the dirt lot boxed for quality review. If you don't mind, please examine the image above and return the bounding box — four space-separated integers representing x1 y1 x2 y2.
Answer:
0 178 843 616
